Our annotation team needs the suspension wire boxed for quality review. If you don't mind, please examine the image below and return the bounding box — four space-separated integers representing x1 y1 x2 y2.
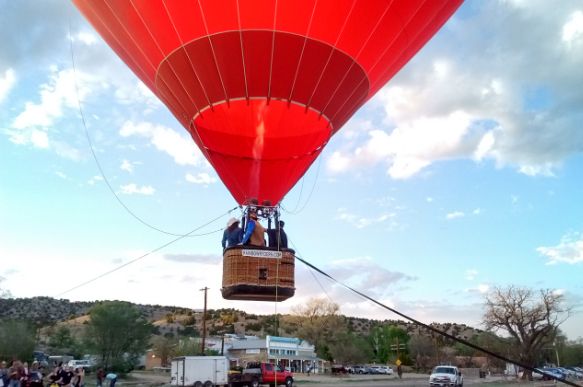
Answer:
68 18 227 238
56 206 239 298
292 252 577 386
289 239 333 304
281 155 322 215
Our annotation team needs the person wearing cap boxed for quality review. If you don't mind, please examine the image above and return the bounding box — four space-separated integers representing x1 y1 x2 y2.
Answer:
240 211 266 246
222 217 243 249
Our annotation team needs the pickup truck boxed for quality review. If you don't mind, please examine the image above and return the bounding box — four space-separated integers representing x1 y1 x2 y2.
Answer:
429 365 463 387
229 362 294 387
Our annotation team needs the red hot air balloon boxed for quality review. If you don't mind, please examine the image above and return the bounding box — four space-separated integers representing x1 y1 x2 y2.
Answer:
73 0 462 206
73 0 462 302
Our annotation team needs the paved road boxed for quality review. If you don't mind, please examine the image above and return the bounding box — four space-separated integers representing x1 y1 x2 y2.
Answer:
292 373 543 387
128 370 574 387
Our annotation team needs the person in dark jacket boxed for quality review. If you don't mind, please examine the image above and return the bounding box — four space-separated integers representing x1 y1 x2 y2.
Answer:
267 220 288 248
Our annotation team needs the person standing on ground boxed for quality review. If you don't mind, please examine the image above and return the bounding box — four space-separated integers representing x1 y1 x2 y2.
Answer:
105 372 117 387
96 369 104 387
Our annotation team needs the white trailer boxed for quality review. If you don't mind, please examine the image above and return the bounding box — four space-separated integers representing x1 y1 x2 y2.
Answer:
171 356 229 387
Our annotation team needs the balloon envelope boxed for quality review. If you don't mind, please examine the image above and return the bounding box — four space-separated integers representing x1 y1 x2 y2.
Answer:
73 0 462 204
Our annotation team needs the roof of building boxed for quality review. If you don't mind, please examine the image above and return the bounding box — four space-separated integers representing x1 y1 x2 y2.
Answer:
230 339 267 350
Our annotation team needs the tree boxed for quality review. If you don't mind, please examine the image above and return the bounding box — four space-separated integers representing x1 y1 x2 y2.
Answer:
289 298 346 360
151 335 178 367
482 286 570 380
408 334 434 371
0 320 36 360
48 325 84 357
328 332 372 364
85 301 153 372
369 324 409 364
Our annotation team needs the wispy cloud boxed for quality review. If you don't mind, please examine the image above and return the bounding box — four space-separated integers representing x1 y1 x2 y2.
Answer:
335 208 396 229
120 159 139 173
120 183 155 195
185 172 217 185
446 211 465 220
164 253 221 265
465 269 478 280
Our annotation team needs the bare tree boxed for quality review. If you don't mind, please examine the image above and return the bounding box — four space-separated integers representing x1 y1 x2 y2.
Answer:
408 334 434 371
482 286 570 379
289 297 346 360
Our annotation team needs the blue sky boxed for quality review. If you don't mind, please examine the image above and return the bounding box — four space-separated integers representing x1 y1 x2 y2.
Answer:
1 0 583 340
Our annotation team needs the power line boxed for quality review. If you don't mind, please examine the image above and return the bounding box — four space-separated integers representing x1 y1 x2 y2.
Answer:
56 206 238 297
292 252 578 387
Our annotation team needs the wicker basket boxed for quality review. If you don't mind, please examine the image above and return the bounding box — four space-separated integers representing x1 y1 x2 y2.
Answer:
222 245 295 302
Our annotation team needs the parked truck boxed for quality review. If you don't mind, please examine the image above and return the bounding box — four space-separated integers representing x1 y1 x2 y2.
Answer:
170 357 293 387
229 362 294 387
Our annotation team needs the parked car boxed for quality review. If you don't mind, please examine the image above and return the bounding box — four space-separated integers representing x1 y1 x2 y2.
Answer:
379 366 394 375
368 365 393 375
67 359 94 372
429 365 463 387
351 365 368 374
368 366 383 374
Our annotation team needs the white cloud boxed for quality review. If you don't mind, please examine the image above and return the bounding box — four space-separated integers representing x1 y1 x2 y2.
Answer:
120 183 155 195
465 283 489 294
446 211 465 220
120 159 136 173
55 171 68 179
562 10 583 46
87 176 103 186
30 130 49 149
185 172 217 185
0 68 16 104
119 121 203 166
537 232 583 265
472 208 482 215
465 269 478 280
327 111 474 179
12 68 86 130
335 208 396 229
327 151 351 173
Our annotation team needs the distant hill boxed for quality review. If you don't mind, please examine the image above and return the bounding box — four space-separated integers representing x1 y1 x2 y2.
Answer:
0 296 483 342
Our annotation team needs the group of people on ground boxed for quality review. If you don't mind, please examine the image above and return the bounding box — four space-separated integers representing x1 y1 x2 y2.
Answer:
222 211 288 250
0 360 117 387
1 360 45 387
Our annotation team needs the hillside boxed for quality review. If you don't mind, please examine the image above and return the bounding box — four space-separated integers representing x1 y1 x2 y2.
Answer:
0 296 482 342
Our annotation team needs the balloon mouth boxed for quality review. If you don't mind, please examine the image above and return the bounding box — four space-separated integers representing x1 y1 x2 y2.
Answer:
191 98 332 160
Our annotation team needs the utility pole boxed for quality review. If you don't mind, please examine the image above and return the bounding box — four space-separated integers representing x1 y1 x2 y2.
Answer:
200 286 208 355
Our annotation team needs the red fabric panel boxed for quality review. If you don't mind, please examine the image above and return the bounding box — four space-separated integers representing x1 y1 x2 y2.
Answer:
238 0 277 29
241 31 272 98
199 0 239 34
163 0 207 42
